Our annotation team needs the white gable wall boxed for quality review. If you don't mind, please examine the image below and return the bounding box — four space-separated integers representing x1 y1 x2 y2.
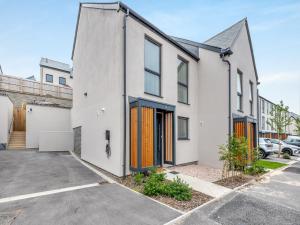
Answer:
197 48 228 168
71 6 124 176
230 25 258 118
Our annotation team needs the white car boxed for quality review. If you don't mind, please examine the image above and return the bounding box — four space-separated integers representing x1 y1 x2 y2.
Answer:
268 139 300 156
259 138 274 159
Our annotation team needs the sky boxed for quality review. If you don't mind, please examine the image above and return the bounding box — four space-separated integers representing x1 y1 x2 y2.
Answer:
0 0 299 114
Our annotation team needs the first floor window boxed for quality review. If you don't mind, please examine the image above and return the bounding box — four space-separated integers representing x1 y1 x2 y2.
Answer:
59 77 66 85
237 70 243 111
144 37 161 96
262 116 265 130
178 117 189 140
177 57 188 104
249 81 253 115
46 74 53 83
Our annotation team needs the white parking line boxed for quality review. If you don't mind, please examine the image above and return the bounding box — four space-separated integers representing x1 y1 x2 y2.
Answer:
0 183 99 204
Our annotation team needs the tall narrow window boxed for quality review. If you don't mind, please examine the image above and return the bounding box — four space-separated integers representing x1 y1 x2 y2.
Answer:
177 57 188 104
178 117 189 140
262 116 265 130
249 81 253 115
237 70 243 111
144 37 161 96
262 99 265 113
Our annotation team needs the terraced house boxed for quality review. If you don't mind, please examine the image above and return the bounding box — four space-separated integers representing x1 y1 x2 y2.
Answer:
71 2 259 177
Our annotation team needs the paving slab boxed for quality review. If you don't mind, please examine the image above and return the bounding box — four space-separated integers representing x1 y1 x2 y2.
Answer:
0 150 103 198
0 184 180 225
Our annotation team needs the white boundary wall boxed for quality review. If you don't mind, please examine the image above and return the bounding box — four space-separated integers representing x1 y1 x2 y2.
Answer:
26 104 71 149
0 95 13 146
39 131 73 152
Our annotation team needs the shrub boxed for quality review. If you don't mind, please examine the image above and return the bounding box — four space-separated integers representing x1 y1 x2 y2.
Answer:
163 177 192 201
133 172 144 185
143 173 192 201
143 172 165 196
282 153 291 159
244 163 266 175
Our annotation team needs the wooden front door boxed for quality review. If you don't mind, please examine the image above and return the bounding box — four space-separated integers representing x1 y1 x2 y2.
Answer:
13 106 26 131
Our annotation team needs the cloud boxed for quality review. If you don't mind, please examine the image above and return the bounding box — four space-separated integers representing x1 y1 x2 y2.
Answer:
252 14 300 31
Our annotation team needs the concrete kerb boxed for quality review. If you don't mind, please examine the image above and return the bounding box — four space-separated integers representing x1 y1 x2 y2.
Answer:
69 151 184 214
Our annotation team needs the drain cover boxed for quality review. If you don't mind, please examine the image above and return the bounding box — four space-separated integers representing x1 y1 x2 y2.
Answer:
283 167 300 174
169 171 179 174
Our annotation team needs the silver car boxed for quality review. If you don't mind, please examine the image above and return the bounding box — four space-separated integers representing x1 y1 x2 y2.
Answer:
268 138 300 156
259 138 274 159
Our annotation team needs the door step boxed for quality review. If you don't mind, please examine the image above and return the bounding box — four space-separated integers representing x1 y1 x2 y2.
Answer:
8 131 26 150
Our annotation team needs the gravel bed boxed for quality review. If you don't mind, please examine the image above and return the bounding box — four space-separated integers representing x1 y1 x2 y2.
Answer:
214 176 253 189
119 175 213 212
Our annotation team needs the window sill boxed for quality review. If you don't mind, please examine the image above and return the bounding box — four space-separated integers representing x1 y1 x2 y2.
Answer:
178 101 190 105
178 138 190 141
144 92 163 99
237 109 244 113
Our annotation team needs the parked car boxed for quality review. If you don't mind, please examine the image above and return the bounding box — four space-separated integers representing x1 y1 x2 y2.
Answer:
284 136 300 148
259 138 274 159
268 138 300 156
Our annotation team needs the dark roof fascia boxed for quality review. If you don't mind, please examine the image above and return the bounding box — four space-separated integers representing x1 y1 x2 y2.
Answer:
40 64 71 73
198 43 222 53
71 3 82 60
171 36 221 53
27 102 72 109
244 19 259 82
71 2 199 61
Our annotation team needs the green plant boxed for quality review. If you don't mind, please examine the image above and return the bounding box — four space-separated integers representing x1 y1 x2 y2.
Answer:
163 177 192 201
282 153 291 159
133 172 144 185
143 172 166 196
244 163 266 175
219 135 249 178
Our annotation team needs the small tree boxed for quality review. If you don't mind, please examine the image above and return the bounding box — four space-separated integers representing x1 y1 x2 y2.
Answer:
294 117 300 136
268 101 291 158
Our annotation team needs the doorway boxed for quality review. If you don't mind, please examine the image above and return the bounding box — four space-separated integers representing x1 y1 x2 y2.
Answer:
156 112 163 166
129 98 175 172
13 105 26 131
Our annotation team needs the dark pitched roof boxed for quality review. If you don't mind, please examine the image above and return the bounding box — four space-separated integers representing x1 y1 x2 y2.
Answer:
204 18 258 81
40 58 71 73
26 75 36 81
204 18 246 49
71 2 199 61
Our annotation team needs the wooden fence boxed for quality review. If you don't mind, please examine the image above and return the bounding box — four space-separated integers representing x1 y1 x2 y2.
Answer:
0 74 72 100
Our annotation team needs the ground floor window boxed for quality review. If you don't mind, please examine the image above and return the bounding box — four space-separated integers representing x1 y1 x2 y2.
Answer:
178 117 189 140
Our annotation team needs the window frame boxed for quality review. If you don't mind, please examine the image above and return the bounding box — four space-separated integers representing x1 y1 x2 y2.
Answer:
177 55 189 104
45 74 53 83
237 69 243 112
249 80 253 116
177 116 189 140
144 35 162 97
59 77 66 85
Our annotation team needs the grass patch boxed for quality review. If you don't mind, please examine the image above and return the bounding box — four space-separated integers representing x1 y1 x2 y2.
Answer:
256 160 287 170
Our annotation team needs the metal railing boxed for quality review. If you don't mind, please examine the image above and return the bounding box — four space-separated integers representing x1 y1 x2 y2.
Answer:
0 74 72 100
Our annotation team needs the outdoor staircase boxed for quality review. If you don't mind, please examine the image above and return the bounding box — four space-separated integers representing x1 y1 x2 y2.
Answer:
8 131 26 150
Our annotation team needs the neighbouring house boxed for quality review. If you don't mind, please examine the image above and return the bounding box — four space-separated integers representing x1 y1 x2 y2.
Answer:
0 63 73 150
71 2 259 177
258 95 299 138
0 65 3 75
26 75 36 81
40 57 73 87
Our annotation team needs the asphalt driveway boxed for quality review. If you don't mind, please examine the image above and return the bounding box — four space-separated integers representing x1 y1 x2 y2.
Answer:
174 161 300 225
0 150 180 225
